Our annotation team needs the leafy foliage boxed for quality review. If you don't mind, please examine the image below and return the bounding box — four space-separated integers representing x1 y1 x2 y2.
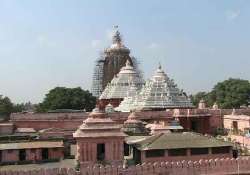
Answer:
0 95 13 119
36 87 96 112
0 95 28 120
191 78 250 108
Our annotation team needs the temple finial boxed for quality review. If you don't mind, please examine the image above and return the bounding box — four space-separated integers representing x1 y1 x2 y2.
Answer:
158 62 162 69
126 59 131 66
112 25 122 44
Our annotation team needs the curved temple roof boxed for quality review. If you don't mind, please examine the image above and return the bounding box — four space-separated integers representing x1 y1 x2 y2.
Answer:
99 60 144 100
116 64 193 112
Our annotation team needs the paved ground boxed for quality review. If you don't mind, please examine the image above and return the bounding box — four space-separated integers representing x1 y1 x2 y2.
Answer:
0 159 75 171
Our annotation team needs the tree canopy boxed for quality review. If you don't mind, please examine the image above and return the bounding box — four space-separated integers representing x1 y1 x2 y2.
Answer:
36 87 96 112
191 78 250 108
0 95 28 120
0 95 13 119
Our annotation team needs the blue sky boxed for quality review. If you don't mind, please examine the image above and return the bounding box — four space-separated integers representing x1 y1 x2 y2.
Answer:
0 0 250 103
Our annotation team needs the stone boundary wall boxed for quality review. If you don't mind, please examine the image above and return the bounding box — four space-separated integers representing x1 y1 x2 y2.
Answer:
10 112 88 121
1 157 250 175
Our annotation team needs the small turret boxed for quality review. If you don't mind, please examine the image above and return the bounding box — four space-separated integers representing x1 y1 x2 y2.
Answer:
231 108 237 115
212 102 219 110
198 99 206 109
122 112 149 136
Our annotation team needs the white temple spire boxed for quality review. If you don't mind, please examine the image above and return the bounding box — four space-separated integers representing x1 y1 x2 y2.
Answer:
158 62 162 70
116 64 194 111
126 59 131 67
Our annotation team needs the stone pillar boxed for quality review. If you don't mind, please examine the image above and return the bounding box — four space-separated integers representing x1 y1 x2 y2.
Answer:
208 148 212 155
165 150 168 157
187 149 191 156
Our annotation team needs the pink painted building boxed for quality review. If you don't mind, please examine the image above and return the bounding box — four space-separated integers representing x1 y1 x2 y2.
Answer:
0 141 64 164
224 109 250 150
224 109 250 134
73 107 126 167
0 123 14 135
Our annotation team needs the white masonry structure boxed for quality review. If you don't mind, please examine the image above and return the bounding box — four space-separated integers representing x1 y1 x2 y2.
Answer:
116 64 193 112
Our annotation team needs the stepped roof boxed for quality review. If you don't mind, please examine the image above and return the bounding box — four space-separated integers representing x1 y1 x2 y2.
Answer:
99 60 144 100
122 112 149 136
73 107 126 138
116 65 193 111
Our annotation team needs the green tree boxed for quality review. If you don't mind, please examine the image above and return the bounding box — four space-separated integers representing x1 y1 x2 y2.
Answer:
37 87 96 112
191 78 250 108
211 78 250 108
0 95 14 120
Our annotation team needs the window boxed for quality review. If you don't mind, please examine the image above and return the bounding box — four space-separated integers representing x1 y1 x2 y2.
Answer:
168 149 187 156
191 148 208 155
42 148 49 160
19 149 26 161
124 143 129 156
145 150 165 158
97 143 105 161
212 147 230 154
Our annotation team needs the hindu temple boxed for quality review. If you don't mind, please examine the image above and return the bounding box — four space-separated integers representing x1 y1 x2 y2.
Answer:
91 26 142 97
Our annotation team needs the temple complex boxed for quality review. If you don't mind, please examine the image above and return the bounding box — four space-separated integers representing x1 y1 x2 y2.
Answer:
1 27 250 175
116 64 193 112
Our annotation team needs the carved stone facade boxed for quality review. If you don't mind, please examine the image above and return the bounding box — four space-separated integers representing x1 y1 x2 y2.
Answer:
92 27 141 97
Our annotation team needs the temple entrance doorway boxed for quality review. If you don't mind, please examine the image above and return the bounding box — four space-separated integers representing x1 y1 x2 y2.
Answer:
19 149 26 161
232 121 238 133
42 148 49 160
97 143 105 161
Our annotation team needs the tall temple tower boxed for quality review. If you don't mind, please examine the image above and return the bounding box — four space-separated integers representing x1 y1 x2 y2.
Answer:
91 26 141 97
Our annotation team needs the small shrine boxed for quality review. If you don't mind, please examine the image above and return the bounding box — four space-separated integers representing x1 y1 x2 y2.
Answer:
73 107 126 167
122 112 149 136
198 99 206 109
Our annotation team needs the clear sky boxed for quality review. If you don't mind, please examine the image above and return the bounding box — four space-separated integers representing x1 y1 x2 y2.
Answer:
0 0 250 103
